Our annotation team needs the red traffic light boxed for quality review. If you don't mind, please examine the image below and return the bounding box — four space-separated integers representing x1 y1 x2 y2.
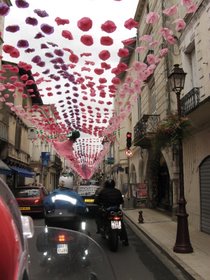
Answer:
126 132 132 138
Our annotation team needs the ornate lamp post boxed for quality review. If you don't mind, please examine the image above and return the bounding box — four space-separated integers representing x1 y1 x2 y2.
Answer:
168 64 193 253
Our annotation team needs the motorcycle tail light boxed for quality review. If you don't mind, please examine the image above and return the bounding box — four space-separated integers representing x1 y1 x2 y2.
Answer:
113 216 121 221
55 232 71 242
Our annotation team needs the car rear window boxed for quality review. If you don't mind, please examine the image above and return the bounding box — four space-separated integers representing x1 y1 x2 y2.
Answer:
15 188 40 198
78 185 100 196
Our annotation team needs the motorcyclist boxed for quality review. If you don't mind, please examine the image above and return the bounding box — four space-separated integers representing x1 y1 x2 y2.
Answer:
95 179 129 246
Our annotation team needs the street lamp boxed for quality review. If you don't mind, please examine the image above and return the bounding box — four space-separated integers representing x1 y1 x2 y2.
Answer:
168 64 193 253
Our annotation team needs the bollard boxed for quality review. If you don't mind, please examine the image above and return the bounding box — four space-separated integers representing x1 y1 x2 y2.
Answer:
138 210 144 223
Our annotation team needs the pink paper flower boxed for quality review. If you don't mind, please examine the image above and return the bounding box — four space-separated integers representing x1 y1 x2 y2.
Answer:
101 20 116 33
124 18 138 30
159 48 168 58
174 19 186 31
146 12 160 25
77 17 92 31
163 5 178 16
181 0 193 6
139 34 152 42
186 4 197 13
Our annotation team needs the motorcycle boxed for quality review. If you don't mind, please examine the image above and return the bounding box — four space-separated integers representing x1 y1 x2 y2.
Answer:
28 226 116 280
99 206 124 252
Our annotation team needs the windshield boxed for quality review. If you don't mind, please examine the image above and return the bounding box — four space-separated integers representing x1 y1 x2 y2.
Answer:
28 226 116 280
15 189 40 198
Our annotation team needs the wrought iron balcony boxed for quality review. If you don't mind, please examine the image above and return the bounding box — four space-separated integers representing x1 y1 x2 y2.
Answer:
134 114 160 149
181 87 200 115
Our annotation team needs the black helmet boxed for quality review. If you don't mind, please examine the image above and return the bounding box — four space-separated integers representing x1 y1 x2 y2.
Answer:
104 179 115 189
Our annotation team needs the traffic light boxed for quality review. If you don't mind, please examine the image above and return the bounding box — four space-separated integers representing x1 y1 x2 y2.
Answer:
126 132 132 150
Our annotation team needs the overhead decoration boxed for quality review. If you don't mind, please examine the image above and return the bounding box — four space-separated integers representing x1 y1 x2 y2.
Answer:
0 0 197 178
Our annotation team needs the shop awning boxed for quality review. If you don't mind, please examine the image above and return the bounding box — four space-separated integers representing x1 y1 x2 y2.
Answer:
0 160 11 175
9 166 35 178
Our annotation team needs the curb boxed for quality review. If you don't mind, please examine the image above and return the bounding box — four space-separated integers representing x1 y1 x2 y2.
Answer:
123 212 203 280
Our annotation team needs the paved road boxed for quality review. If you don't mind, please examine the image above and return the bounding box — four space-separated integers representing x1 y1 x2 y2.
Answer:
33 217 189 280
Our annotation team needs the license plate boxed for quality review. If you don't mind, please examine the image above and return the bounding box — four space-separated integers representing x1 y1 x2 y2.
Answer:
84 198 94 203
57 244 68 255
111 220 121 229
19 207 31 211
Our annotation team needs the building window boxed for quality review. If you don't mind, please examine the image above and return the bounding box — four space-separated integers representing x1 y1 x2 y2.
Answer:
184 41 198 91
15 122 21 150
148 79 156 114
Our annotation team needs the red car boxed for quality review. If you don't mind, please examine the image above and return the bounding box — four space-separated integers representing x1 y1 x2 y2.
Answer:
15 186 48 216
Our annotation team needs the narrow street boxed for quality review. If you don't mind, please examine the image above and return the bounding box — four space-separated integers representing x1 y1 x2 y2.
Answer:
33 217 188 280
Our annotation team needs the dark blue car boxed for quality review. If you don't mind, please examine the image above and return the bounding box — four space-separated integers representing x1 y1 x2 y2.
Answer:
44 187 87 231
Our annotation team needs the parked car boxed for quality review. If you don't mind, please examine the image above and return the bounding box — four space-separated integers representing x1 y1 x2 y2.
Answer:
15 185 48 216
0 177 34 280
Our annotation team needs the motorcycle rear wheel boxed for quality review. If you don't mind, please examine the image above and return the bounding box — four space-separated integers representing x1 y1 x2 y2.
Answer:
109 230 118 252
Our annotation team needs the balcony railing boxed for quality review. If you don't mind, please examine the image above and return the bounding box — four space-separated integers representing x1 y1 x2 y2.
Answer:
181 87 200 115
134 114 160 149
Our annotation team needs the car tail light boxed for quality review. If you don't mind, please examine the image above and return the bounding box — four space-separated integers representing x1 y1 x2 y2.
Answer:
34 198 41 204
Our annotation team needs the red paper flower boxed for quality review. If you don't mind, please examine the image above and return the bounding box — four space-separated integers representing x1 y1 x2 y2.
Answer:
101 20 117 33
94 68 104 75
69 53 79 63
99 78 107 84
80 35 93 46
100 36 113 46
99 50 110 61
124 18 139 30
122 38 136 45
117 48 129 57
62 30 73 40
55 17 69 25
101 62 111 70
111 77 121 85
77 17 92 31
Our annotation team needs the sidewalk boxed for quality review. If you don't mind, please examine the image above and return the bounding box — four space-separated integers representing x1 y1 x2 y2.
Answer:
123 208 210 280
